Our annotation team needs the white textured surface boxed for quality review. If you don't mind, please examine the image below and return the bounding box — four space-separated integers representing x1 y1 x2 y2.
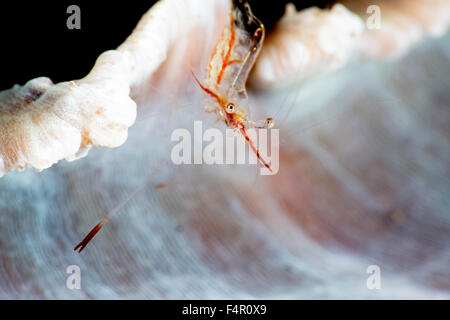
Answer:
0 29 449 298
0 0 227 177
0 0 449 299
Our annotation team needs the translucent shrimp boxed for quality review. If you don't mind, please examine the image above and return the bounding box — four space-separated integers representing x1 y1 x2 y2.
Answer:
192 0 274 172
74 0 273 253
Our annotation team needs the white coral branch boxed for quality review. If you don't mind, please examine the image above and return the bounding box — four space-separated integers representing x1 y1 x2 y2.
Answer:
251 0 450 88
0 0 225 177
1 0 448 177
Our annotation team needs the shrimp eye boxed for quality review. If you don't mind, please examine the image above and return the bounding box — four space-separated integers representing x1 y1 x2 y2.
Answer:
225 103 235 114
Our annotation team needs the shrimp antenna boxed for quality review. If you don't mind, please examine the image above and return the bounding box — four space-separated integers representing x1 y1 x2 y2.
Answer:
191 70 223 105
74 161 168 253
74 216 109 253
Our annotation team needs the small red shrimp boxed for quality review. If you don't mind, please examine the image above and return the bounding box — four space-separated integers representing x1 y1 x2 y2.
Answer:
193 0 274 172
74 0 272 253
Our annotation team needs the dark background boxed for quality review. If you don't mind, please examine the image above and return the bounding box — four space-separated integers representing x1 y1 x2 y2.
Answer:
0 0 335 90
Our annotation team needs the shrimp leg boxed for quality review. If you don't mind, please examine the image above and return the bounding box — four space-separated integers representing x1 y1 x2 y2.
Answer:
239 126 272 172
